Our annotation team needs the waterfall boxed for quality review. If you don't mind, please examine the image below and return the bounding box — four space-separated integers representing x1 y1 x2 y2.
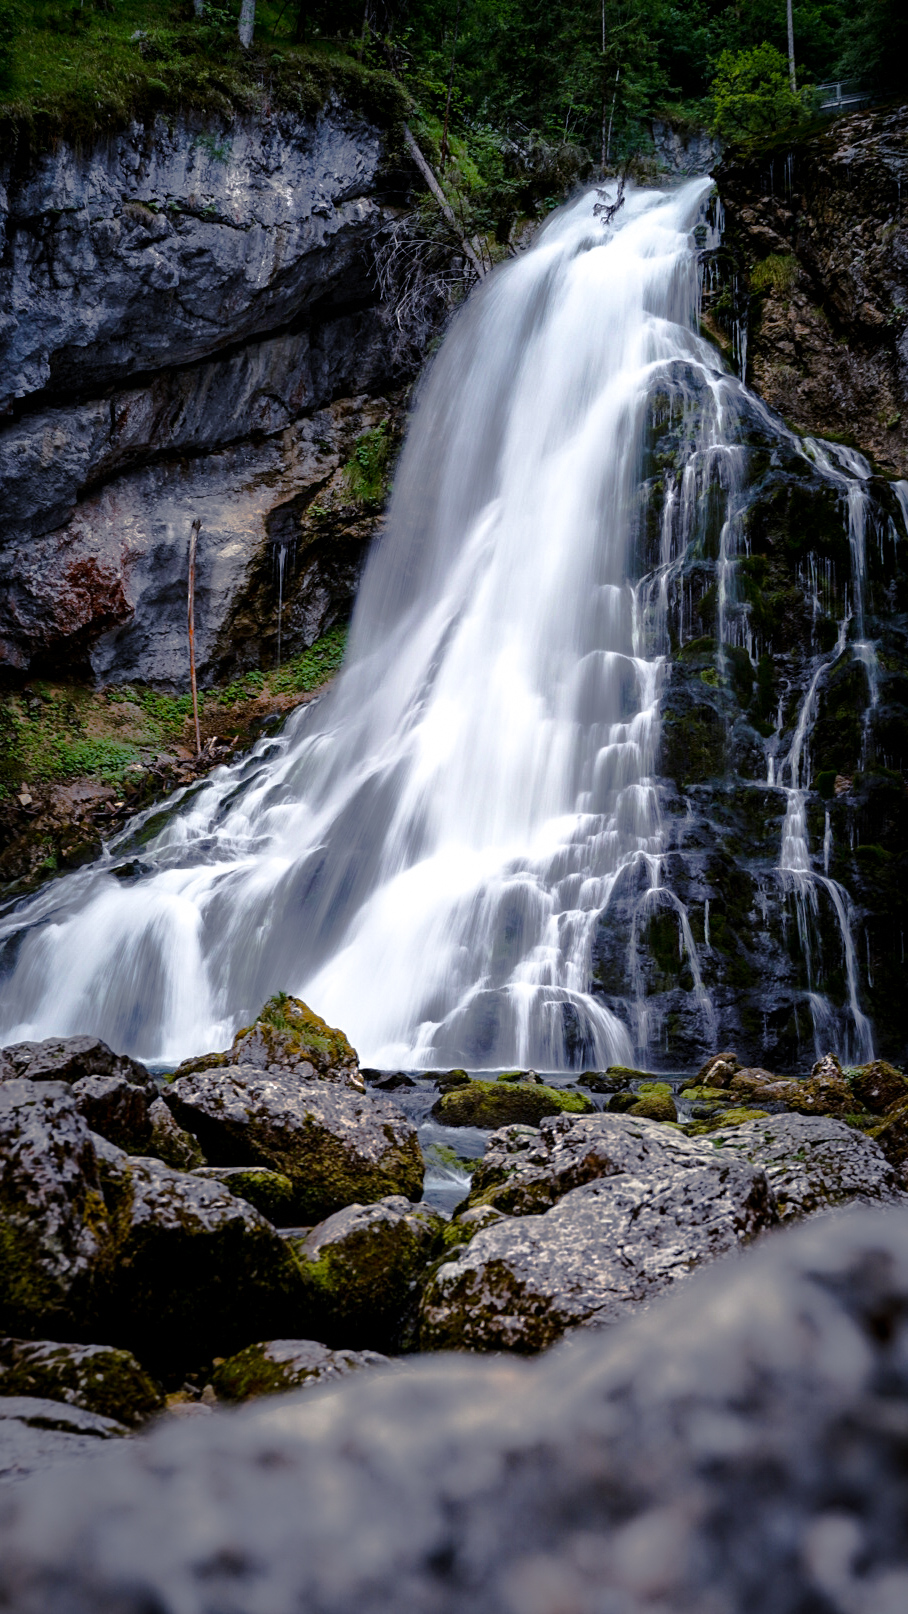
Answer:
0 180 883 1069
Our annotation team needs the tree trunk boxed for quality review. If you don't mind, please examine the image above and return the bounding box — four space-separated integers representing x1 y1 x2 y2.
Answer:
238 0 256 49
402 125 487 280
786 0 797 92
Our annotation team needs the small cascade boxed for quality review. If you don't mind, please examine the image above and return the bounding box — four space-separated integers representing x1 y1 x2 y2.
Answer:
272 538 294 670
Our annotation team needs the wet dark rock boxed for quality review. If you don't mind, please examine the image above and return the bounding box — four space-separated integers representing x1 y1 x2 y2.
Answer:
92 1142 306 1370
0 1081 114 1338
289 1197 445 1352
164 1063 423 1222
869 1096 908 1186
691 1051 740 1088
369 1071 418 1091
192 1165 295 1225
434 1068 471 1093
421 1114 775 1350
145 1097 205 1171
850 1059 908 1115
70 1074 150 1154
431 1080 594 1130
212 1339 390 1403
5 1207 908 1607
0 1339 162 1427
0 1036 153 1092
708 1112 903 1221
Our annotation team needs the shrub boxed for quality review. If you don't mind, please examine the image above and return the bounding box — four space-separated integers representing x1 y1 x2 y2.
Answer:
710 44 812 144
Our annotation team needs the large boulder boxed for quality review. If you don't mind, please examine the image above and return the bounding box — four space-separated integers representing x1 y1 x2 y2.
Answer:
431 1080 594 1129
93 1141 306 1369
145 1097 205 1170
728 1065 852 1116
70 1075 152 1154
0 1079 306 1367
0 1339 162 1427
164 1065 423 1222
0 1080 114 1338
708 1112 904 1221
850 1059 908 1115
213 1339 389 1403
420 1114 775 1351
2 1208 908 1608
290 1197 445 1352
192 1165 295 1224
868 1097 908 1185
0 1037 153 1092
174 995 364 1090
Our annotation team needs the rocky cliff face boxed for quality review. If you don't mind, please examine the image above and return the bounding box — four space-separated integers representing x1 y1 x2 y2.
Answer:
0 106 417 686
716 104 908 478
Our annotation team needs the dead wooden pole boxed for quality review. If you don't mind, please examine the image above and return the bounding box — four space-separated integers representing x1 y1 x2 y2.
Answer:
187 517 202 759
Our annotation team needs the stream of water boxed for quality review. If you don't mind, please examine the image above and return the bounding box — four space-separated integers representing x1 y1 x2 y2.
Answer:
0 180 887 1068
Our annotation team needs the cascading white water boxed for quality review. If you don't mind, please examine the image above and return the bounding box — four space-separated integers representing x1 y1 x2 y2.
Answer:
0 180 719 1065
0 179 880 1069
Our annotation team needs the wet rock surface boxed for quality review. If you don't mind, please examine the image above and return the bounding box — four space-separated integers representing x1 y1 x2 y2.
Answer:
291 1196 444 1351
421 1114 775 1350
431 1079 594 1129
0 1036 153 1091
2 1207 908 1611
213 1338 389 1402
0 1396 127 1487
165 1063 423 1223
708 1111 904 1221
0 108 428 684
0 1339 162 1426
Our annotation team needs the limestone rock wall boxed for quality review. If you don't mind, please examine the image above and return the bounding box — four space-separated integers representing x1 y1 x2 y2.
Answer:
0 106 416 685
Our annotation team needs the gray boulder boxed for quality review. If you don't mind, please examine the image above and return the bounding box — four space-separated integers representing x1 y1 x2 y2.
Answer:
1 1208 907 1611
0 1036 153 1092
70 1074 151 1154
213 1339 389 1403
291 1196 445 1351
708 1111 904 1220
421 1116 774 1351
0 1081 114 1337
172 993 365 1089
0 1339 162 1427
192 1165 295 1224
0 1397 126 1488
165 1064 423 1222
146 1097 205 1171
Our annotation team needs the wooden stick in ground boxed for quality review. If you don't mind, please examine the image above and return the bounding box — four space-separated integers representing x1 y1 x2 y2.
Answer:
187 517 202 759
402 125 487 280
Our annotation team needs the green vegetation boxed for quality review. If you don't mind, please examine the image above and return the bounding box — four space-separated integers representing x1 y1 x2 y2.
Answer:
751 252 799 295
0 626 347 801
342 422 394 507
0 0 900 176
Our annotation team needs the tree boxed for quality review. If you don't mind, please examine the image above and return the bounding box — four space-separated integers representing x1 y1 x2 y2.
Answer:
238 0 256 47
710 41 811 142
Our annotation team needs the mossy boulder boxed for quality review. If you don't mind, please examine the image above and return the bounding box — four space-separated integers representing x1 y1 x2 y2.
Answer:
868 1096 908 1185
687 1053 741 1090
289 1196 445 1352
628 1083 678 1123
146 1098 205 1171
497 1070 542 1085
192 1166 295 1224
849 1060 908 1115
93 1141 306 1371
212 1339 388 1404
432 1080 594 1130
173 995 363 1090
605 1065 660 1083
0 1080 115 1338
605 1091 639 1114
0 1338 162 1427
165 1064 424 1222
729 1068 851 1117
685 1106 770 1135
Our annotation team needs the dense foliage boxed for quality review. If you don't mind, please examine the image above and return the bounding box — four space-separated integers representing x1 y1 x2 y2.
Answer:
0 0 903 160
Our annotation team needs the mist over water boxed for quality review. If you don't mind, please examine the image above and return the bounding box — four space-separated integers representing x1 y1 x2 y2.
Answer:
0 179 877 1068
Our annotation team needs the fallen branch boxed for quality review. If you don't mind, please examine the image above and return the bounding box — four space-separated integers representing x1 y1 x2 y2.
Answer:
402 125 487 281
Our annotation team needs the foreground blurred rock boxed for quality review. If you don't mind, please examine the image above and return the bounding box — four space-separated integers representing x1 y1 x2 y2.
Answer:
2 1206 908 1611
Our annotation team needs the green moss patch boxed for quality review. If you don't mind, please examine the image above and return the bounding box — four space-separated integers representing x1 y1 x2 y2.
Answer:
432 1080 593 1129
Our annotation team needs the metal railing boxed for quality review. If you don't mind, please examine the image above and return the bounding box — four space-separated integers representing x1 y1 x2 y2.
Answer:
816 80 872 113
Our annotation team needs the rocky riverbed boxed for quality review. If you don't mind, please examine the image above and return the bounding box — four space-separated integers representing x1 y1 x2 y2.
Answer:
2 993 907 1485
